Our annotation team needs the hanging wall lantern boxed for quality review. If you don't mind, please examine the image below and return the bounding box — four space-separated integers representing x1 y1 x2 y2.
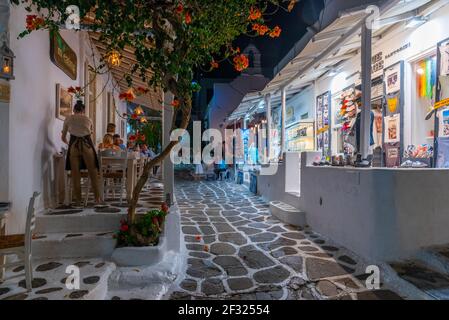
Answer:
107 49 122 67
0 42 15 80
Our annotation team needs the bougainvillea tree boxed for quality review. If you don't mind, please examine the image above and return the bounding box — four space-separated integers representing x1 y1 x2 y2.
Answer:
12 0 295 228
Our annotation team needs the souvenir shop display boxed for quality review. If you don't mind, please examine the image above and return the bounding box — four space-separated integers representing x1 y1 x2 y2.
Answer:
384 142 401 168
383 62 404 167
401 144 434 168
316 91 331 158
336 86 362 155
436 136 449 168
435 37 449 167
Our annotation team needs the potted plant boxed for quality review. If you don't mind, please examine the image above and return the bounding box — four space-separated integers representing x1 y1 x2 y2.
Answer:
116 203 169 248
111 203 170 266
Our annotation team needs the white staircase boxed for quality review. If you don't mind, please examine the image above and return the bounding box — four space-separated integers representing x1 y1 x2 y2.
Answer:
32 209 123 259
269 201 306 227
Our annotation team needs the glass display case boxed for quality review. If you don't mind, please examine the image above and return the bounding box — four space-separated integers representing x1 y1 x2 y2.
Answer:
286 121 315 152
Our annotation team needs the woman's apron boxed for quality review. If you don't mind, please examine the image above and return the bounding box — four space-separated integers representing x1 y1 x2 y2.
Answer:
65 135 100 171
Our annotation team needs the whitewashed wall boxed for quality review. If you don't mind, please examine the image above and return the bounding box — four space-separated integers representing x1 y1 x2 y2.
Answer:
7 5 126 233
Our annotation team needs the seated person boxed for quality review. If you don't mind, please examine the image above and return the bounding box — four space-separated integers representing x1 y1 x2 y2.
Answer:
140 144 158 158
99 134 120 151
113 134 126 150
214 159 228 179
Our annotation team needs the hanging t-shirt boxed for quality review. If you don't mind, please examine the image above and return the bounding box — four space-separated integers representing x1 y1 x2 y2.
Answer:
384 114 400 143
439 43 449 77
386 94 400 115
384 142 401 168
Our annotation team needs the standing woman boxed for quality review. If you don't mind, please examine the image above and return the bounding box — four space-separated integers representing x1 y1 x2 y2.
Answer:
62 100 103 208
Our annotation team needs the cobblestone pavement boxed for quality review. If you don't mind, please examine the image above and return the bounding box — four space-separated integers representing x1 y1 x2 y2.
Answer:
168 179 403 300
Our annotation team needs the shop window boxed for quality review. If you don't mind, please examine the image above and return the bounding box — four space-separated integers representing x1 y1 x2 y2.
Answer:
411 55 437 146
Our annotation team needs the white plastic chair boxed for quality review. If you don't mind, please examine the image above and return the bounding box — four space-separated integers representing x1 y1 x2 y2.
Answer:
0 192 40 291
99 150 128 204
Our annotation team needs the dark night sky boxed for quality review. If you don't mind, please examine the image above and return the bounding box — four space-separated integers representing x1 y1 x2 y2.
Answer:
197 0 325 80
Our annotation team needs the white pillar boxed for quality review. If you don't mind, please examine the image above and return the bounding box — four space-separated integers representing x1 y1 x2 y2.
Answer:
265 93 272 162
360 22 372 158
163 91 175 205
281 87 287 157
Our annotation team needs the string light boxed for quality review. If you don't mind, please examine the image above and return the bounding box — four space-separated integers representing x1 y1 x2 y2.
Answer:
134 106 144 115
107 50 121 67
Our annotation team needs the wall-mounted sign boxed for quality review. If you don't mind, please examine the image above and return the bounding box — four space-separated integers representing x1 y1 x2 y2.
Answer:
50 31 77 80
286 106 296 124
385 43 411 60
372 52 384 74
0 81 10 103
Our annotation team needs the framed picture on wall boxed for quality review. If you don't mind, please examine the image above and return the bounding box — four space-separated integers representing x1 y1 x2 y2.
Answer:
120 119 126 138
107 92 116 124
55 83 73 121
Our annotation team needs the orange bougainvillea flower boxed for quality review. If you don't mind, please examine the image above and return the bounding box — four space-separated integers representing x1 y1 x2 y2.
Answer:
249 7 262 21
136 87 150 95
131 113 138 120
233 54 250 72
119 89 136 102
211 60 219 69
252 23 260 32
258 25 269 36
184 12 192 24
269 26 282 38
171 100 180 107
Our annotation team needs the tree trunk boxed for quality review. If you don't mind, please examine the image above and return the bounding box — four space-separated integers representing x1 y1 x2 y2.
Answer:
127 95 191 224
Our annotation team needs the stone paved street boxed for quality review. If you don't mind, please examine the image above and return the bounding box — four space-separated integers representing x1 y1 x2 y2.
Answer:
168 179 403 300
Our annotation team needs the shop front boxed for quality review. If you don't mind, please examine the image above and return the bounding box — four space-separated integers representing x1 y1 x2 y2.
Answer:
255 0 449 261
226 85 316 205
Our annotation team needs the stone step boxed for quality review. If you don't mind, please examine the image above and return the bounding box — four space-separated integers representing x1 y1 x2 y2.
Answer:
269 201 306 227
35 211 126 234
415 245 449 277
389 260 449 300
32 232 117 259
0 258 116 300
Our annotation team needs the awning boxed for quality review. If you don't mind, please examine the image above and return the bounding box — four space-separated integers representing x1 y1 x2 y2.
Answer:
89 33 163 112
226 0 447 124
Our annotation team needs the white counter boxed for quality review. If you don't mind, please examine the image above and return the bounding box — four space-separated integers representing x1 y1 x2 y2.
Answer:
301 152 449 261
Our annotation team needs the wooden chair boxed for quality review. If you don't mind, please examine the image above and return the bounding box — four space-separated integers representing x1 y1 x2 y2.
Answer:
0 192 40 291
99 150 128 205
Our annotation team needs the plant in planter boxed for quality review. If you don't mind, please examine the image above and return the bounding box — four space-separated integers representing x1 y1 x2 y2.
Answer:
116 203 169 247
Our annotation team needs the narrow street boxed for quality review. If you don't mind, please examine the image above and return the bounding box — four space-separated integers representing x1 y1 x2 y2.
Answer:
169 179 402 300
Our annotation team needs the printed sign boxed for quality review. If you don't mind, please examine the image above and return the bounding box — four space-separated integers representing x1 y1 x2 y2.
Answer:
50 31 78 80
0 82 10 103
